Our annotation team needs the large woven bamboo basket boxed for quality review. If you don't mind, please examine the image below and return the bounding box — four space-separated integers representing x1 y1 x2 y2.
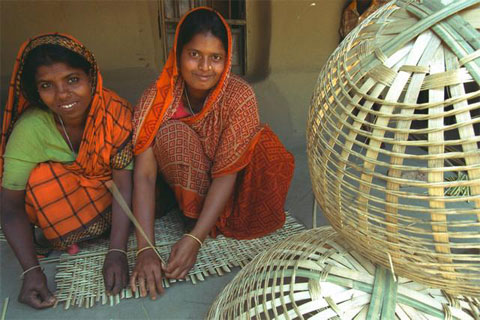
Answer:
307 0 480 296
207 227 479 319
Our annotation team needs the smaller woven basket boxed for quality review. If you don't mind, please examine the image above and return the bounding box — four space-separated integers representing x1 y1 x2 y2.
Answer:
207 227 479 319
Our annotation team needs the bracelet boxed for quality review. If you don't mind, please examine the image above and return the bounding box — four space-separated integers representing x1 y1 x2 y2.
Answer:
183 233 203 247
108 248 127 256
20 265 42 279
136 246 155 257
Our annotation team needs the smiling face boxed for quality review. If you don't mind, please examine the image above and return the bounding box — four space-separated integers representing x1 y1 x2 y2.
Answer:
179 31 226 100
35 62 92 123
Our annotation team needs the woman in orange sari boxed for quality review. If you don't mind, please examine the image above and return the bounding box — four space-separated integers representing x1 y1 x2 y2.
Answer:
130 7 294 299
0 34 133 308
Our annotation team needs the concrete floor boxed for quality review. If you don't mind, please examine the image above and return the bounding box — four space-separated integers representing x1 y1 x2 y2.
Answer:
0 142 326 319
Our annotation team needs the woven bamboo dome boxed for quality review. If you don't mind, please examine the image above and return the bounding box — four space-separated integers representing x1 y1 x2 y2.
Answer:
306 0 480 296
208 227 479 319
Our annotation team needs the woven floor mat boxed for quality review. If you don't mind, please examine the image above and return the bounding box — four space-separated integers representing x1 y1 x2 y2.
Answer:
53 210 305 309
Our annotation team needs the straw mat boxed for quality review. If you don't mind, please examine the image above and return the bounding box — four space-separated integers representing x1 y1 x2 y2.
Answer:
52 210 305 309
208 227 479 319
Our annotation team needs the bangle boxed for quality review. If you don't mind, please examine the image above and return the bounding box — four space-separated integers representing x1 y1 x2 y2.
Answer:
20 265 42 279
108 248 127 256
183 233 203 247
136 246 155 257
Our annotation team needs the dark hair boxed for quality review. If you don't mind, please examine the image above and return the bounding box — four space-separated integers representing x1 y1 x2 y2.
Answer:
21 44 92 107
176 9 228 61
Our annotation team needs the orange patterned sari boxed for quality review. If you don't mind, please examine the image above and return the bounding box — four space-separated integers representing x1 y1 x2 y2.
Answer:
133 8 294 239
0 34 133 249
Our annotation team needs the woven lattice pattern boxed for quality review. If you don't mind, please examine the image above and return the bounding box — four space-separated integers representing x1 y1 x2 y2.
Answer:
53 210 304 309
307 0 480 295
208 227 479 319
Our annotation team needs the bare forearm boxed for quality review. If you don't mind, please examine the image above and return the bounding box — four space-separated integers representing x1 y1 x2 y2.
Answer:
191 173 237 241
109 169 133 250
133 148 158 248
1 189 39 270
133 179 156 248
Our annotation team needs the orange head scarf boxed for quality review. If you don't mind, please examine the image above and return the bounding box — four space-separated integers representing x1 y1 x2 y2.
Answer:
133 7 233 154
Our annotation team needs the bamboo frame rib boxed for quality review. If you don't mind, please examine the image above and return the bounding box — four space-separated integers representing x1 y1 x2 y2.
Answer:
1 298 8 320
306 0 480 296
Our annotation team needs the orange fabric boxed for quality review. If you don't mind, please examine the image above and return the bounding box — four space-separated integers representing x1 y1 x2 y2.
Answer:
0 34 133 249
151 121 294 239
152 121 211 218
25 162 112 248
214 129 262 177
217 126 294 239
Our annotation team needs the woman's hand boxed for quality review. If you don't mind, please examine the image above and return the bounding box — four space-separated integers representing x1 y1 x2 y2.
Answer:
162 173 237 280
164 236 200 279
2 189 56 309
102 251 129 295
130 249 164 300
18 268 56 309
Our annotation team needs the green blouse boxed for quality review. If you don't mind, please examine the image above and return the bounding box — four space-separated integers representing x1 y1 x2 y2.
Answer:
2 107 132 190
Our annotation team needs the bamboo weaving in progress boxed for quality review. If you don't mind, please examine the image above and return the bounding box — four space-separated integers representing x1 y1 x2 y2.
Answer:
53 211 305 309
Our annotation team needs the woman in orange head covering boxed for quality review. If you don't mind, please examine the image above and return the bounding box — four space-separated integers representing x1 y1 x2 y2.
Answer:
0 33 133 308
131 7 294 298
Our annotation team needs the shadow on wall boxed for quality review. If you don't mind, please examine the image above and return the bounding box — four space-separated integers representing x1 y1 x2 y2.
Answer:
101 68 158 106
247 0 271 83
252 79 295 148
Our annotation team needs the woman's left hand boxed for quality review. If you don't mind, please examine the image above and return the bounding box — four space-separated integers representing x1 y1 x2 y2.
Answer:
164 237 200 279
102 250 129 295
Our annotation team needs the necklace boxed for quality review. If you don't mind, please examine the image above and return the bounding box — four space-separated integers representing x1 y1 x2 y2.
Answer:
184 87 196 115
57 115 76 155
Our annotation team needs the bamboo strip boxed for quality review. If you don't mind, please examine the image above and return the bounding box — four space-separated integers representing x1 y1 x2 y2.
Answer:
106 181 166 265
460 50 480 66
366 267 386 319
381 269 398 319
1 298 8 320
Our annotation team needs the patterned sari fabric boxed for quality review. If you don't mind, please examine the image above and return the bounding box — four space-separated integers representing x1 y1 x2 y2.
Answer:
0 34 133 249
133 7 294 239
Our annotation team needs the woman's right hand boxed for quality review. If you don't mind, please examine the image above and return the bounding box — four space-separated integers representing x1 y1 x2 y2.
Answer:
130 249 165 300
18 268 56 309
